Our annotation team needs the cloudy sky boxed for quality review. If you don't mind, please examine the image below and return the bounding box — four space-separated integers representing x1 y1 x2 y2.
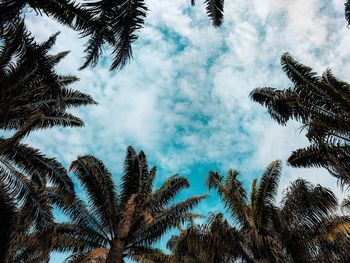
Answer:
21 0 350 261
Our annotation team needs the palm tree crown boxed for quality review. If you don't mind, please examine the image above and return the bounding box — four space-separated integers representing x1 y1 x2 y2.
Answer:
50 146 207 262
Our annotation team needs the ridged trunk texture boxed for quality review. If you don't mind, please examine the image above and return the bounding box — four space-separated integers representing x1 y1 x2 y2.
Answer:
105 194 137 263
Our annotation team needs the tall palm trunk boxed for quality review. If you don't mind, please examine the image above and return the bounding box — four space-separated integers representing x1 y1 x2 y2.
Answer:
106 194 137 263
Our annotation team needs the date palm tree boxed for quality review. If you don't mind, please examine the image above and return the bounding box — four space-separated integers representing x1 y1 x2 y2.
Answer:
250 53 350 186
50 146 207 263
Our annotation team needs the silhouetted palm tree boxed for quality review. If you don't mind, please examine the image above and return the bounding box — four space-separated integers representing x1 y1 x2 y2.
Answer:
0 32 95 262
207 160 286 262
250 53 350 186
206 160 349 262
50 147 207 263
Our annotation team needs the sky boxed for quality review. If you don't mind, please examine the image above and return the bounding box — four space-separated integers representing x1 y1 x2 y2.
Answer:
18 0 350 261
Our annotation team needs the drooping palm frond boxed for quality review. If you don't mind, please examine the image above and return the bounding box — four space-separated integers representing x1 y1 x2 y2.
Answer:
0 157 53 232
80 0 148 70
281 52 320 87
204 0 224 27
288 144 350 186
70 155 119 235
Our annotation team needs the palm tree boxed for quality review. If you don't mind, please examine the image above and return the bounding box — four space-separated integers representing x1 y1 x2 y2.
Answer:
206 160 349 262
0 183 71 263
207 160 286 262
278 178 349 262
50 146 207 263
0 32 95 261
0 32 94 228
250 53 350 186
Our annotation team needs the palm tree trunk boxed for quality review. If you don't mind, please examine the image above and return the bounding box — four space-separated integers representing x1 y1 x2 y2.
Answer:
106 194 137 263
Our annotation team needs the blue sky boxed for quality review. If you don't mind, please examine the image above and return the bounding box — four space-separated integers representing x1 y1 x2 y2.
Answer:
17 0 350 261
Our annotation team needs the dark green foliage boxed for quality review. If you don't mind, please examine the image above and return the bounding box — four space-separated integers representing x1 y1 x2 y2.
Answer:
250 53 350 186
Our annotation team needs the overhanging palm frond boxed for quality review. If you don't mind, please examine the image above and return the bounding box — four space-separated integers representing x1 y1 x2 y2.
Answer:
251 53 350 186
81 0 148 70
205 0 224 27
288 144 350 186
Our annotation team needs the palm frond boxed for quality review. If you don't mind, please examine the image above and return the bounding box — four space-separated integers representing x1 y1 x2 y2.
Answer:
0 139 74 195
204 0 224 27
70 155 119 235
281 52 320 87
146 175 190 213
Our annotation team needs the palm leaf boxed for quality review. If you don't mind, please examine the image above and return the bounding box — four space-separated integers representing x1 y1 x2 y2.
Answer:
205 0 224 27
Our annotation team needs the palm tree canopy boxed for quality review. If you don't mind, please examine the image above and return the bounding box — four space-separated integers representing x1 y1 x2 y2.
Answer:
250 53 350 186
51 146 207 262
205 160 349 262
